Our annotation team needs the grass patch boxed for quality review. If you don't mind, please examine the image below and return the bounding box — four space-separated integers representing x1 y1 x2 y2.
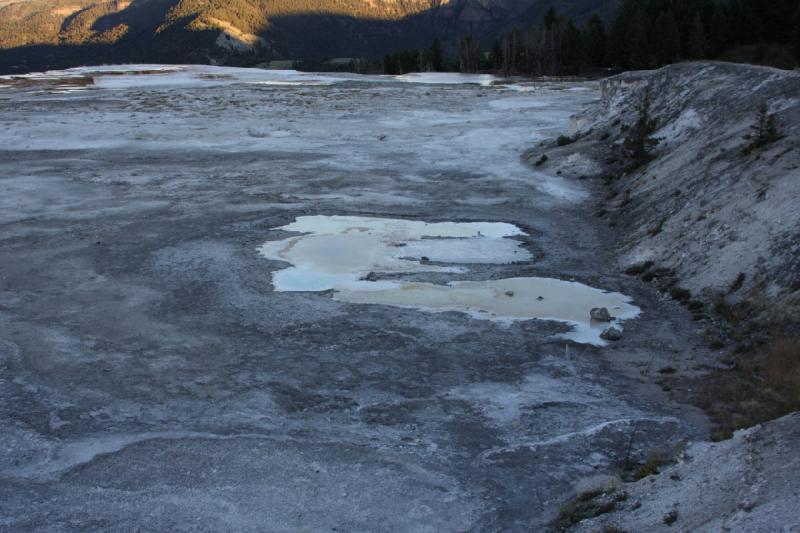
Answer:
557 134 577 146
632 452 667 480
692 339 800 441
648 217 667 237
762 338 800 405
625 261 653 276
669 286 692 302
553 489 627 531
730 272 746 293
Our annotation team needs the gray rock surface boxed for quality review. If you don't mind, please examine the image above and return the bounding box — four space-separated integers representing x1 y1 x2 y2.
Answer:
0 67 706 531
593 62 800 331
575 412 800 533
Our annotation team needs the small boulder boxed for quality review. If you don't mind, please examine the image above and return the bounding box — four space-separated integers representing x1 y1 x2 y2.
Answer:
601 327 623 341
505 291 515 297
420 256 431 264
590 307 612 322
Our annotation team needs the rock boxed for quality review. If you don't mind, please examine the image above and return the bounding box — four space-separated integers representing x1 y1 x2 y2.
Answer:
739 499 756 512
600 327 623 341
505 291 514 297
590 307 613 322
662 508 679 525
537 296 544 301
572 412 800 532
420 256 431 264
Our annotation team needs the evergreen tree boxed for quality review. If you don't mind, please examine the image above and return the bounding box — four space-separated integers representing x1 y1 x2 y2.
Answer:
625 10 651 69
606 14 627 68
655 11 681 66
503 27 523 74
540 8 564 75
544 7 560 31
490 39 504 71
458 36 480 73
584 14 607 68
561 20 582 74
744 102 783 153
383 54 397 75
688 13 707 59
624 87 660 167
708 8 730 58
794 4 800 61
429 39 443 71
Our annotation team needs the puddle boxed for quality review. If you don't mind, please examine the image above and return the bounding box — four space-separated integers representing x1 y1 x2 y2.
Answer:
258 215 530 291
258 216 639 345
334 278 639 345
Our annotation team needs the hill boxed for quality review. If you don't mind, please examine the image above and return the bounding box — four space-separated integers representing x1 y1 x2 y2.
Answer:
0 0 616 74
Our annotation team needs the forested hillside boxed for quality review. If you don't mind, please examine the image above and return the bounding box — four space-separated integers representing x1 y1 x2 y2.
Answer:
1 0 798 75
0 0 612 74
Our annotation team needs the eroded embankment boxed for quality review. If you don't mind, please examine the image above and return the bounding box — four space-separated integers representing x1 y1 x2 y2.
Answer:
531 62 800 532
535 61 800 433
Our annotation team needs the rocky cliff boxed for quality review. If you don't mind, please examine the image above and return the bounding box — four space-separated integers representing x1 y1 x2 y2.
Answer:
574 412 800 532
565 62 800 349
538 60 800 533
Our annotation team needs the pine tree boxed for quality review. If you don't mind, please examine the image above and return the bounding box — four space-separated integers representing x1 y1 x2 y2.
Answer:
584 14 607 68
794 4 800 62
430 39 443 72
606 15 627 68
490 39 503 71
625 10 651 70
624 87 660 167
688 13 707 59
561 20 582 74
458 36 480 73
745 102 782 152
503 27 523 74
708 8 730 58
544 7 560 31
655 11 681 66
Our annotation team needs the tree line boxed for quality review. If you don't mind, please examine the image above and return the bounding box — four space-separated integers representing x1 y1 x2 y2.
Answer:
383 0 800 75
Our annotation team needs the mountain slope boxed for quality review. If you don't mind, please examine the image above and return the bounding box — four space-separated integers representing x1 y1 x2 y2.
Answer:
0 0 615 73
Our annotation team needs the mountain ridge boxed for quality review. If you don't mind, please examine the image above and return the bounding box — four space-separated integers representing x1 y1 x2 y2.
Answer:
0 0 616 73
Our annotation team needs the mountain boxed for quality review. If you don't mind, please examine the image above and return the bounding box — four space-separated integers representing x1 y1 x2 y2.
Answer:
0 0 616 74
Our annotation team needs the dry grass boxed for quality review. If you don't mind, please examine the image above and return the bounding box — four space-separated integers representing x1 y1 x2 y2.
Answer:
692 337 800 441
762 338 800 405
553 489 627 531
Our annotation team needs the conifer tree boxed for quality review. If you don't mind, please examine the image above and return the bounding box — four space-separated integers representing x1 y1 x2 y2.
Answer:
544 7 560 31
458 36 480 73
429 39 443 71
490 39 503 70
584 14 607 68
562 20 582 74
625 10 651 69
624 87 660 167
688 13 707 59
503 27 523 74
708 8 730 58
655 11 681 65
794 4 800 61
